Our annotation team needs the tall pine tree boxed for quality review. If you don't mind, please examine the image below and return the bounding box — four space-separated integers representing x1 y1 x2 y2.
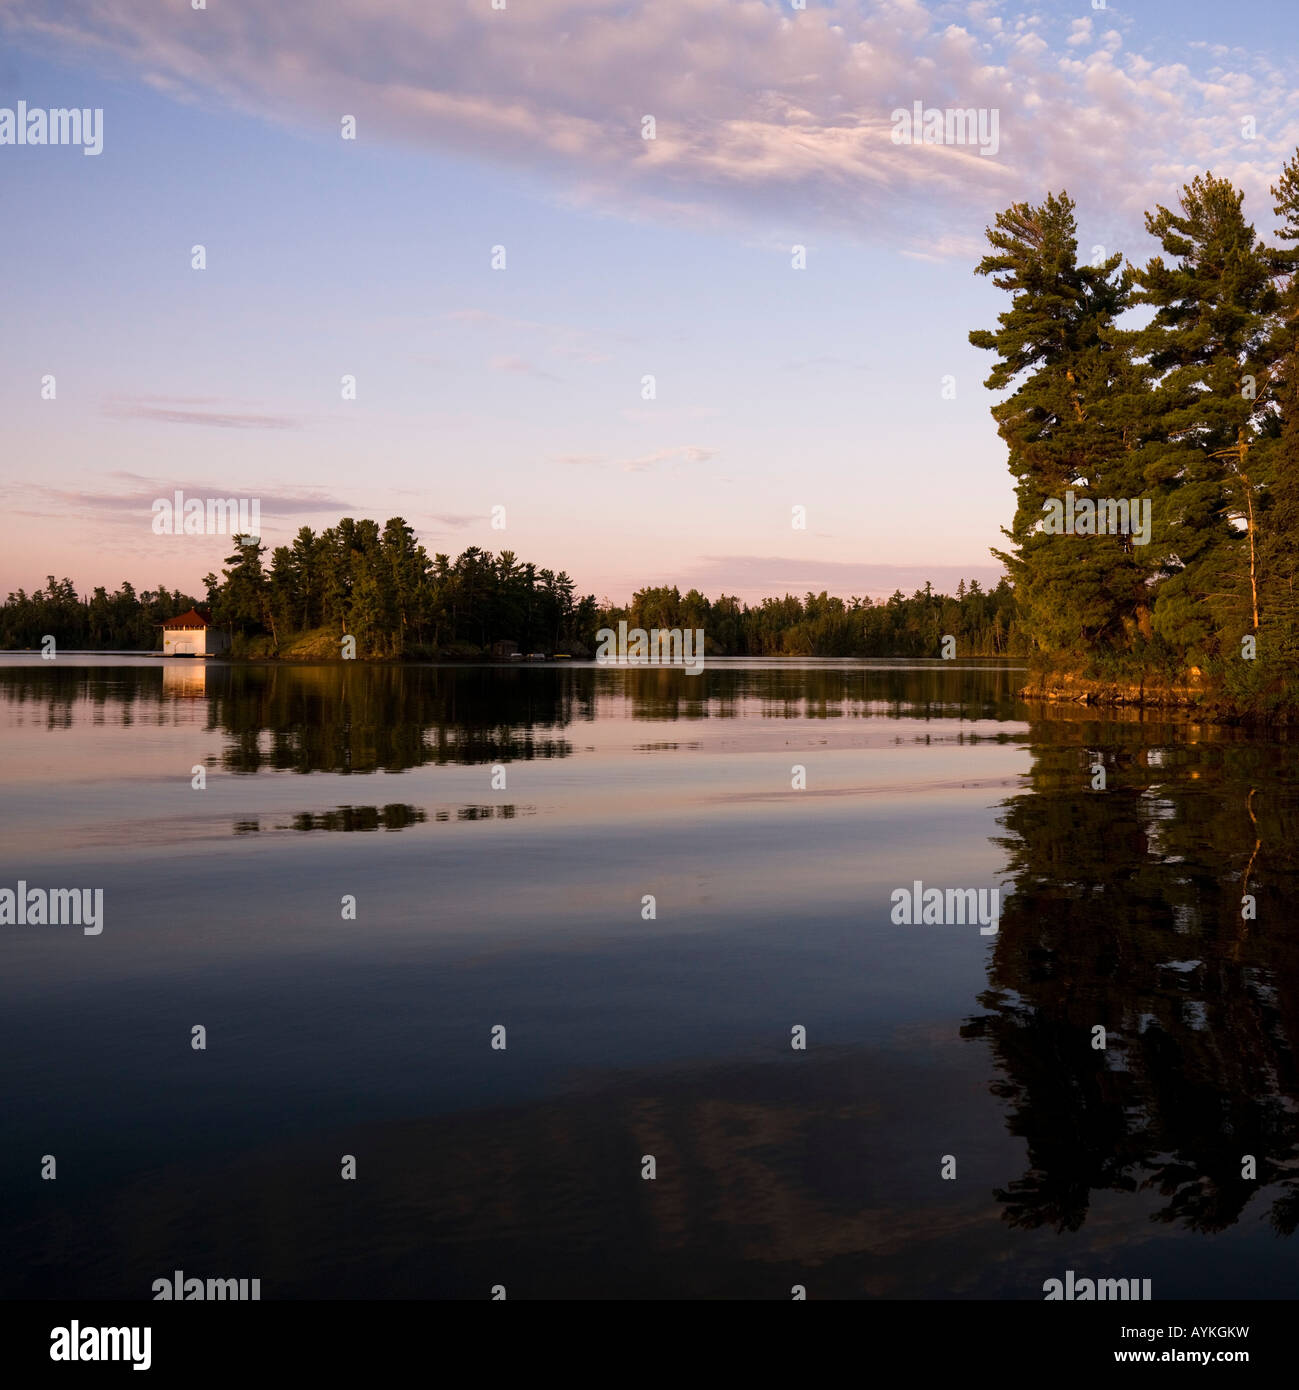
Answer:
1125 172 1278 659
970 193 1138 656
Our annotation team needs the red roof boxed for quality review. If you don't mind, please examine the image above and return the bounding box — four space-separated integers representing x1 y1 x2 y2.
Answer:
162 608 213 629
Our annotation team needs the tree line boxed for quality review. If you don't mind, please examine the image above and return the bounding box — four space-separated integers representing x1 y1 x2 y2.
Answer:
210 520 596 657
601 577 1018 657
0 577 201 652
971 150 1299 706
0 519 1020 658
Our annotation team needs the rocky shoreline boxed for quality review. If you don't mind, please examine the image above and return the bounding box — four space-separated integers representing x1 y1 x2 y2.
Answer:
1018 669 1206 709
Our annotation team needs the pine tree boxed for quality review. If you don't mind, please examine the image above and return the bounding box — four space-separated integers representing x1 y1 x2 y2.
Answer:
216 537 268 637
1126 172 1279 659
970 192 1137 656
1255 150 1299 663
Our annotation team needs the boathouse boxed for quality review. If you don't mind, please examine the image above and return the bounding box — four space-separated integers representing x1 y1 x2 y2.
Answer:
161 608 229 657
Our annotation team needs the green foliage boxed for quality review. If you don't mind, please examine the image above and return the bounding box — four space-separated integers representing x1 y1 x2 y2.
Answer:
973 153 1299 707
0 521 599 659
0 528 1021 659
234 522 596 658
970 191 1147 653
596 577 1022 657
0 577 200 650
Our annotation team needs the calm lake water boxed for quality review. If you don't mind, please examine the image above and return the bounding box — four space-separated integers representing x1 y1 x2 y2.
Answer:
2 655 1297 1299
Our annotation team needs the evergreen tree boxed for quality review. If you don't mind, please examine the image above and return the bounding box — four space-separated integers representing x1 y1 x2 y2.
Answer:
1126 172 1279 657
1255 149 1299 664
217 536 269 637
969 192 1137 655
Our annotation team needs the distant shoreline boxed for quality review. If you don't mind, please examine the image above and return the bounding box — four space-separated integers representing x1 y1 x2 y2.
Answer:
9 648 1298 721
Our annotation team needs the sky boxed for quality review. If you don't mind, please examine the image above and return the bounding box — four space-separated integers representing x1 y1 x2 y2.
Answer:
1 0 1297 605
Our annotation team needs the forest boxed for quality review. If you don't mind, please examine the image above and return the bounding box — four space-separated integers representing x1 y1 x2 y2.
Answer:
970 150 1299 709
0 518 1019 659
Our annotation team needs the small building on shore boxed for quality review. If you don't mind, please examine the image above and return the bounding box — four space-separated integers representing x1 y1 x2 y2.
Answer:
161 609 229 657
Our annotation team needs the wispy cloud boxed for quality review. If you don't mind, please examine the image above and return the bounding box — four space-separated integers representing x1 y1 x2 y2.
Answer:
22 478 351 518
102 396 302 430
620 444 718 472
679 554 1006 602
552 444 718 472
488 354 560 381
5 0 1296 251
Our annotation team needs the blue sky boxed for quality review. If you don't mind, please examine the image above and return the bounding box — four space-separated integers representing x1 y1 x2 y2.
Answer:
2 0 1297 603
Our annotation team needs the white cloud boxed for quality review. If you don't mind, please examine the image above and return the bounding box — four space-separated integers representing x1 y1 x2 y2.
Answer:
3 0 1297 254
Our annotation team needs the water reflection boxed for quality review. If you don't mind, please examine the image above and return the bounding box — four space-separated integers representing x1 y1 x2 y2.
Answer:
0 659 1024 773
965 706 1299 1237
233 805 430 834
2 657 1296 1297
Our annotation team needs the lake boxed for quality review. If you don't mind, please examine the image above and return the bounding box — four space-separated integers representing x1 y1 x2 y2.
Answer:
1 655 1297 1299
